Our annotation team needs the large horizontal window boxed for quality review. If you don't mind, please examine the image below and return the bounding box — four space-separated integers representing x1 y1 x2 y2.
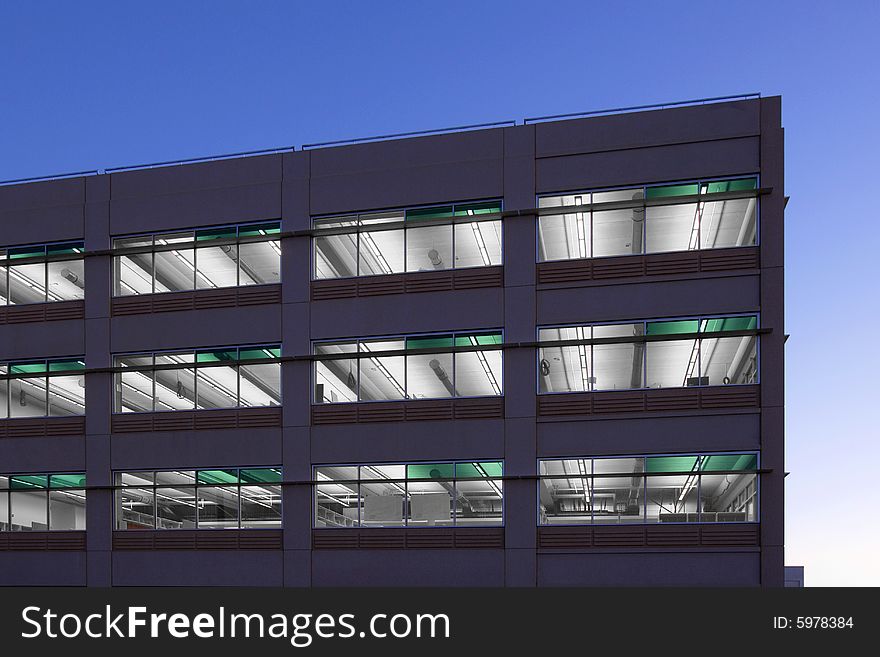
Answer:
315 461 503 528
0 358 86 418
537 177 758 261
539 453 758 525
0 473 86 531
113 221 281 296
113 345 281 413
538 315 758 393
0 241 85 305
314 331 503 403
114 468 281 530
313 200 502 279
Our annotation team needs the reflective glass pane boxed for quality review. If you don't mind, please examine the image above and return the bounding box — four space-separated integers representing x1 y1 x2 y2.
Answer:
358 339 406 401
314 342 358 403
117 487 155 529
10 377 47 417
154 353 195 411
406 224 452 272
361 479 405 527
700 197 757 248
454 220 502 268
196 364 238 409
10 491 47 531
0 264 8 305
646 339 699 388
593 323 644 390
646 203 699 253
700 473 757 522
48 375 85 416
538 205 588 261
406 352 454 399
454 477 502 526
590 476 645 524
155 486 197 529
0 491 7 530
113 236 153 296
314 233 357 278
115 354 154 413
239 363 281 407
195 245 239 289
153 232 195 292
700 335 757 385
538 327 587 393
197 486 239 529
239 240 280 285
0 369 8 419
359 228 405 276
9 262 46 304
240 485 282 528
647 474 699 523
406 477 452 527
49 489 86 530
155 471 196 485
540 476 590 524
593 208 644 257
454 349 502 397
47 260 84 301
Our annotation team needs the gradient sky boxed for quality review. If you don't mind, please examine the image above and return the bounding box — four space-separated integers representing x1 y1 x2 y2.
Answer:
2 1 878 585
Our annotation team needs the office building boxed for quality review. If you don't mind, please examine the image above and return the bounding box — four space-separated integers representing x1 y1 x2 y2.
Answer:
0 95 784 586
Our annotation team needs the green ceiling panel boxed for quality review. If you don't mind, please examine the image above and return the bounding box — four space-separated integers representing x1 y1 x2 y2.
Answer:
407 463 455 480
196 349 237 363
49 473 86 488
646 320 699 336
701 316 757 333
454 332 503 347
10 361 47 374
240 468 282 484
239 345 281 361
646 456 699 473
645 183 699 199
46 242 84 255
10 475 48 489
406 206 454 221
704 178 758 194
238 222 281 237
9 246 45 259
48 359 85 372
197 469 240 485
456 462 503 479
454 201 502 216
196 227 237 241
701 454 757 471
406 335 454 351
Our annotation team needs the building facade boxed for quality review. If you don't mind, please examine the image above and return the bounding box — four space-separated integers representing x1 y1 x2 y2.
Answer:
0 96 784 586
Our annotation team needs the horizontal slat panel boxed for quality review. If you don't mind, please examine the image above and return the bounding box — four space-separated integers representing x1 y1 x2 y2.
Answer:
537 523 759 548
312 528 503 549
310 398 502 424
0 417 85 438
311 267 503 301
110 407 281 433
111 285 281 315
537 247 759 286
112 530 282 550
0 532 86 551
537 385 759 418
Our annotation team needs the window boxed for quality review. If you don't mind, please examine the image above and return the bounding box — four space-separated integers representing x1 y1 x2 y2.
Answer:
113 345 281 413
314 461 503 528
314 331 503 403
538 315 758 393
114 468 281 530
0 358 86 418
537 177 757 261
539 453 757 525
112 222 281 296
0 242 85 305
313 201 502 279
0 473 86 531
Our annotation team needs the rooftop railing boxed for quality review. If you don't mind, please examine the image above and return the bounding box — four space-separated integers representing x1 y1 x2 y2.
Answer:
0 93 761 188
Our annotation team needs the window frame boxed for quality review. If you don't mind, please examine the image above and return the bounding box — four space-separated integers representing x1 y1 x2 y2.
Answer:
537 452 760 527
535 176 761 263
113 467 282 531
0 357 86 419
112 344 282 414
0 472 86 532
111 221 282 297
313 460 505 529
311 200 504 280
312 330 504 404
0 241 85 306
536 313 760 395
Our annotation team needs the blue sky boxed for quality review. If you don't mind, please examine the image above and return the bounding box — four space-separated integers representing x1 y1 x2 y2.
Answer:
2 1 878 585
